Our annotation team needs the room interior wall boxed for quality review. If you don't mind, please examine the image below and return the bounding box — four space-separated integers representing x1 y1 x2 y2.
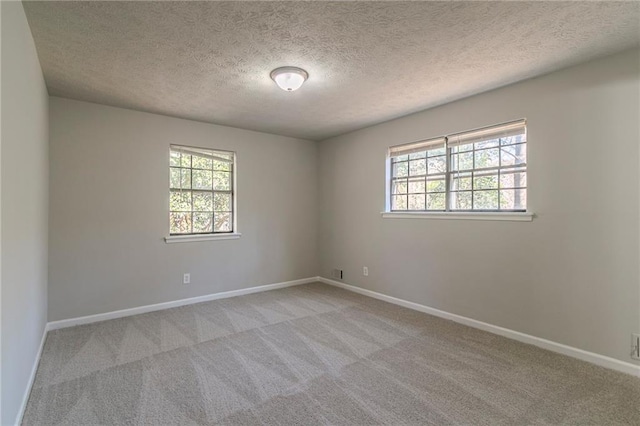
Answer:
318 48 640 365
48 97 318 322
16 26 640 417
1 1 50 424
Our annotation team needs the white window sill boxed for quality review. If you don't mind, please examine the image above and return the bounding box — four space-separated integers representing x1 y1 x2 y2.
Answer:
381 211 534 222
165 233 242 244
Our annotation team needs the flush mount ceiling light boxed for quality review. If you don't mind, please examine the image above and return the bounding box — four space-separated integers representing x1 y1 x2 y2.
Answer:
270 66 309 92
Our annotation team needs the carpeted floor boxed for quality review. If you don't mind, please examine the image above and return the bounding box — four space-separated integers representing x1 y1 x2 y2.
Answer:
23 282 640 425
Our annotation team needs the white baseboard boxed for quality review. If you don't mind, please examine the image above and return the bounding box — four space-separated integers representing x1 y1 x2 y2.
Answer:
318 277 640 377
15 323 49 426
47 277 318 331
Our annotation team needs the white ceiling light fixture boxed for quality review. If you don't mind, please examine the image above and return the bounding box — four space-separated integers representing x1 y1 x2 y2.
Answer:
270 66 309 92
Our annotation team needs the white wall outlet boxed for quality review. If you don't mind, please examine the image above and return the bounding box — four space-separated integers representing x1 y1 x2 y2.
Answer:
632 333 640 360
363 266 369 276
183 273 190 284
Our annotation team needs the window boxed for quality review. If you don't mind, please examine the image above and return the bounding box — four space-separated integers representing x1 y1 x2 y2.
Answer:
388 120 527 212
169 145 235 235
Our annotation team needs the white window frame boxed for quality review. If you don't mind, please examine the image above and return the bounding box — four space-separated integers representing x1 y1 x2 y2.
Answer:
165 145 241 243
383 120 533 222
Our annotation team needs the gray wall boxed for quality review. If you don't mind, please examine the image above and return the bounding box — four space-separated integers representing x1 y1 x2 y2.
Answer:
48 97 318 321
318 49 640 365
1 2 50 424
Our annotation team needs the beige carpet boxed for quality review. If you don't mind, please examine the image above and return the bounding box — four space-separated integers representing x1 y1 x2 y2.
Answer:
23 282 640 425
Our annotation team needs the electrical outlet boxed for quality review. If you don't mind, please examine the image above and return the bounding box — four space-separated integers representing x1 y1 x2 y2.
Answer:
363 266 369 276
632 333 640 360
183 273 190 284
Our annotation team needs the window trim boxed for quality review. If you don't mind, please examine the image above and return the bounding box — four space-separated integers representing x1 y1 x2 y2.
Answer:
385 119 531 217
165 233 242 244
167 145 238 238
381 211 533 222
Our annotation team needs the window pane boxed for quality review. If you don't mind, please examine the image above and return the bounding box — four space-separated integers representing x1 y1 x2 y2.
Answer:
408 178 425 194
214 212 232 232
500 190 514 210
409 151 426 160
473 174 498 190
451 191 472 210
192 155 212 170
392 179 407 194
474 148 499 169
426 178 445 193
193 192 213 211
500 189 527 210
451 152 473 171
213 171 231 191
408 194 425 210
213 160 231 171
214 193 231 211
501 144 527 166
515 188 527 210
451 173 472 191
193 212 213 233
170 167 182 189
393 161 408 178
179 169 191 189
501 146 515 166
170 151 181 167
426 193 445 210
192 170 213 190
515 145 526 165
473 190 499 210
170 191 191 212
500 134 526 145
500 168 527 188
409 159 426 176
181 154 192 168
170 212 191 234
391 195 407 210
427 156 446 174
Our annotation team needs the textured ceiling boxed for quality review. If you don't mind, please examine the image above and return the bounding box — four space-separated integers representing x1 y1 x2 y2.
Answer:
23 1 640 141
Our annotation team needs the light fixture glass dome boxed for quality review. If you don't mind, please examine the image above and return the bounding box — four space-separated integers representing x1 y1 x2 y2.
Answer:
270 67 309 91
